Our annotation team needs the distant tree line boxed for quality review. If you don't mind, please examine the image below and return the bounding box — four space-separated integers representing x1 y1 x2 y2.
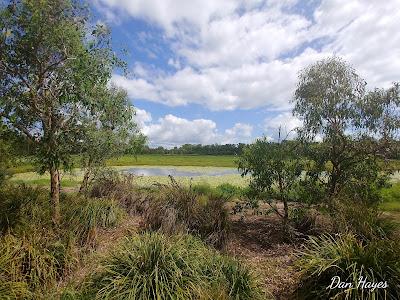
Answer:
140 143 248 155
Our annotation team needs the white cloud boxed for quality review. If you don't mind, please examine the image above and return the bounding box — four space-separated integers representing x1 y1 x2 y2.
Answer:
222 123 254 144
135 108 152 127
263 111 302 140
98 0 400 112
135 109 253 146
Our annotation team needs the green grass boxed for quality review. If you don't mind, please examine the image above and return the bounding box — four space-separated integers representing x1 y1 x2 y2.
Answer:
9 155 237 174
379 182 400 213
296 233 400 299
84 233 263 300
107 154 237 167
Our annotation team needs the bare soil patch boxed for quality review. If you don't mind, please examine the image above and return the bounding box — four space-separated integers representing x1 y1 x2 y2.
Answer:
227 214 301 299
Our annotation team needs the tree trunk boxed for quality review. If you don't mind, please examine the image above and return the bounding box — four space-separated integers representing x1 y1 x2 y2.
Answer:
50 167 61 225
79 168 91 194
283 198 289 220
278 173 289 221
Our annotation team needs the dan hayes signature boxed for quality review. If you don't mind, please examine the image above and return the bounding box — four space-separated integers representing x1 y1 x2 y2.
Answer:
328 276 388 291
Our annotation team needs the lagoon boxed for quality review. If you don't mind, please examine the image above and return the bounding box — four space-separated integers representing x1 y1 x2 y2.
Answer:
122 166 239 177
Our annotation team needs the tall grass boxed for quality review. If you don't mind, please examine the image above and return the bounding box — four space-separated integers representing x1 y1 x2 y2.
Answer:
0 182 126 298
333 199 396 241
0 232 77 299
0 184 52 234
143 177 229 249
296 233 400 299
67 196 125 246
85 233 262 300
89 170 149 215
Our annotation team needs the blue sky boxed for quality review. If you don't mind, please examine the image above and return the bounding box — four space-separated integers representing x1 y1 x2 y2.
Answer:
91 0 400 147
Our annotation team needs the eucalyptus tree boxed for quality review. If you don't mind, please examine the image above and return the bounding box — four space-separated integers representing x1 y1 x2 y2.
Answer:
238 130 304 223
0 0 126 224
78 85 146 194
293 57 399 204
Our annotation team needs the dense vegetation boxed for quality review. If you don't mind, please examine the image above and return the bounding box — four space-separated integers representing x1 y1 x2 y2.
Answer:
1 1 400 299
141 143 247 155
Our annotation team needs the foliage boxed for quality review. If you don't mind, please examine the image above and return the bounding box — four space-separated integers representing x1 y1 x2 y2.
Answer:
143 177 229 249
141 143 247 155
193 182 245 199
0 232 76 299
88 169 149 215
85 233 262 300
296 234 400 300
67 196 125 246
78 86 145 193
0 184 52 234
0 0 128 223
293 57 400 206
289 207 316 234
238 135 303 221
333 199 396 241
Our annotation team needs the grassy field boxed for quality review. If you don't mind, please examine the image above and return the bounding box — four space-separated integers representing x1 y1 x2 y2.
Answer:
11 165 248 188
10 154 237 174
11 155 400 174
106 154 237 167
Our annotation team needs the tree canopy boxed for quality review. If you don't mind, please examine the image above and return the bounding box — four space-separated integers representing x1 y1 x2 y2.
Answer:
0 0 138 224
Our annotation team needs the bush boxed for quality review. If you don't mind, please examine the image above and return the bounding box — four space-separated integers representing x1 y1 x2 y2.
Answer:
89 170 148 215
143 177 229 249
296 234 400 299
333 199 395 241
0 184 52 234
192 182 243 200
0 232 76 298
67 197 125 246
192 182 213 196
215 183 243 199
85 233 262 300
289 207 316 234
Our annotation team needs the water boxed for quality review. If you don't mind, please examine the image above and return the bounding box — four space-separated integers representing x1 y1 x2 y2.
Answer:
123 167 239 177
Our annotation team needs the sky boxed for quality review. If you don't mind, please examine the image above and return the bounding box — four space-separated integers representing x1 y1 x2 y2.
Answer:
91 0 400 147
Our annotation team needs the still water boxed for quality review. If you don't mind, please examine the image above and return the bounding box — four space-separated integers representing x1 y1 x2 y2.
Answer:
123 167 239 177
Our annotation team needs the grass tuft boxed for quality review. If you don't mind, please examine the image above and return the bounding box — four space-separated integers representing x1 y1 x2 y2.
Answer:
296 233 400 300
85 232 262 300
143 177 229 249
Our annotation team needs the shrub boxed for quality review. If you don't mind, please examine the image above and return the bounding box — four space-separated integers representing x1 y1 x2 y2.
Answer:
89 170 148 215
143 177 229 249
289 207 316 234
296 234 400 299
192 182 213 196
67 197 124 246
85 233 262 300
333 199 395 241
215 183 243 199
0 184 52 234
0 232 76 298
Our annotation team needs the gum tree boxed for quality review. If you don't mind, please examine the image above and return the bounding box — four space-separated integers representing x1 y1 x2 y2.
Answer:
0 0 126 224
238 130 303 223
78 85 146 194
293 57 399 205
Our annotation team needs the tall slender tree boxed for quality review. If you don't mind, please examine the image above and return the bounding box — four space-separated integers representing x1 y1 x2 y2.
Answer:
0 0 126 224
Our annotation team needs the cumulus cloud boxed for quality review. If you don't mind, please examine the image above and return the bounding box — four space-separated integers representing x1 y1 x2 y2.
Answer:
135 108 153 127
222 123 254 144
97 0 400 113
263 111 302 140
134 109 253 147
